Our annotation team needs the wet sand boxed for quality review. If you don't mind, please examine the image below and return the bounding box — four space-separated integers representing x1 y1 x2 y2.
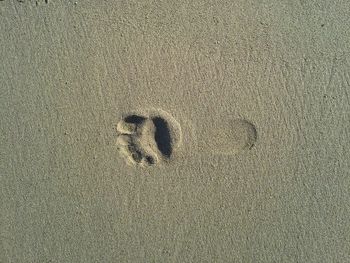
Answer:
1 1 349 262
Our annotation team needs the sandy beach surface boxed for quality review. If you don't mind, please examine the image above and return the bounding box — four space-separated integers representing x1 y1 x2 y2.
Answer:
1 0 349 262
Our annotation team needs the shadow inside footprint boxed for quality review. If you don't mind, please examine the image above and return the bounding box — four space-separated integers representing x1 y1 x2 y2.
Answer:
124 115 146 125
152 117 172 158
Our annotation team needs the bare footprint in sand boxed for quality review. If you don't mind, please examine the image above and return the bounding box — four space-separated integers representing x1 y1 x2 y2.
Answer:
198 118 257 155
116 109 257 167
116 109 182 167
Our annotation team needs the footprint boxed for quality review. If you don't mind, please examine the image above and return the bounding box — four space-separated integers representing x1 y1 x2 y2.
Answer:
199 118 257 155
116 109 257 167
116 109 182 167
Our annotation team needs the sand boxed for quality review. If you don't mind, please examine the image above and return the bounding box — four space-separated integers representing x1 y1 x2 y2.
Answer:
1 0 350 262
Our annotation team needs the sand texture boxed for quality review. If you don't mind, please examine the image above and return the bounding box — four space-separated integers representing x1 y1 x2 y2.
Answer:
1 0 350 262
